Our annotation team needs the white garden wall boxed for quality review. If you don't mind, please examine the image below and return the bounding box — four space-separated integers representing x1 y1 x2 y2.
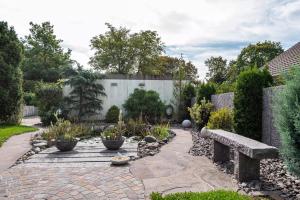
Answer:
63 75 181 120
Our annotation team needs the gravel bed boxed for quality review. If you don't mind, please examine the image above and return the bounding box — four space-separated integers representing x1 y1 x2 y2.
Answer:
189 130 300 200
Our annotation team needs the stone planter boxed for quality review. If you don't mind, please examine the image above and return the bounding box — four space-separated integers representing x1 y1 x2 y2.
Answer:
101 136 125 150
55 137 78 151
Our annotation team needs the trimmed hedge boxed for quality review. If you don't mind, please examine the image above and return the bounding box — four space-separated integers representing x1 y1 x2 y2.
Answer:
105 105 120 123
273 67 300 176
233 67 272 141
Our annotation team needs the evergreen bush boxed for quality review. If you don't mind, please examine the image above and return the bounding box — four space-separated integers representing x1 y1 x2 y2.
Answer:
123 89 165 123
273 67 300 176
36 83 63 125
207 108 233 132
233 67 272 141
105 105 120 123
196 82 216 103
0 22 24 124
188 99 214 130
182 83 195 119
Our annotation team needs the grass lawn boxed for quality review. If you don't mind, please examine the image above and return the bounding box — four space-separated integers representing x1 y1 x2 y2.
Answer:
0 124 38 147
150 190 268 200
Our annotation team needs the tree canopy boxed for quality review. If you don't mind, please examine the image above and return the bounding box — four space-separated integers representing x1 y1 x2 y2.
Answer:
0 21 24 124
205 56 228 84
90 23 165 75
22 22 72 83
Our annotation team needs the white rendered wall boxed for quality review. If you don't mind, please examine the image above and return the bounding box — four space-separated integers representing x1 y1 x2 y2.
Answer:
63 79 177 120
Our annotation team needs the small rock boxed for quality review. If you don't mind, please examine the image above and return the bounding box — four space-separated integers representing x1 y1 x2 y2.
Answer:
182 119 192 128
144 136 157 143
33 142 47 148
33 147 41 153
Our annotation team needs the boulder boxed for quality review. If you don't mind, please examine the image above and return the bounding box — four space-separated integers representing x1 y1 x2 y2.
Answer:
182 119 192 128
144 135 157 143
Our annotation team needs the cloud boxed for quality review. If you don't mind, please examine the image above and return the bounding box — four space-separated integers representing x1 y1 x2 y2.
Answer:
1 0 299 79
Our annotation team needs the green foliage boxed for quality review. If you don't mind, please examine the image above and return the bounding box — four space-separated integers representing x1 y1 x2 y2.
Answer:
273 67 300 176
188 99 214 129
22 22 72 83
0 124 37 146
155 56 198 80
125 118 150 138
205 56 228 84
196 82 216 103
207 108 234 132
182 83 195 119
23 92 37 106
43 119 89 142
123 89 165 122
101 111 126 140
64 67 106 122
90 23 164 75
0 21 24 124
150 124 170 140
36 83 63 125
233 67 273 141
216 82 236 94
105 105 120 123
150 190 253 200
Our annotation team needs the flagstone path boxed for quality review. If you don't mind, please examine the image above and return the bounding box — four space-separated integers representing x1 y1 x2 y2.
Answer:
0 128 237 200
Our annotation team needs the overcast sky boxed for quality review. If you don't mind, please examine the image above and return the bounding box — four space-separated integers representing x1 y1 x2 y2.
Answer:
1 0 300 79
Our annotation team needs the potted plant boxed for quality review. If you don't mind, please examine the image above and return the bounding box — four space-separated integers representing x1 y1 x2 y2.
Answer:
101 111 126 150
43 119 87 151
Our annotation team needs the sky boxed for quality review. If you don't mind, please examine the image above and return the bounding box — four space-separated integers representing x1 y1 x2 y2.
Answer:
1 0 300 79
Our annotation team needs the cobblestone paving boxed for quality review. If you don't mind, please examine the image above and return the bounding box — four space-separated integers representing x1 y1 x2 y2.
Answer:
0 166 144 200
0 138 144 200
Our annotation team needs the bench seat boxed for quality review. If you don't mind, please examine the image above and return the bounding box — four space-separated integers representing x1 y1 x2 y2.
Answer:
200 128 279 182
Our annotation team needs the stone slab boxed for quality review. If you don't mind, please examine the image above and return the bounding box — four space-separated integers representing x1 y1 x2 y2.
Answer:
201 128 278 159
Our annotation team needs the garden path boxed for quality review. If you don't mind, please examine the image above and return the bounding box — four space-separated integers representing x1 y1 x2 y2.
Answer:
0 116 42 171
130 128 238 199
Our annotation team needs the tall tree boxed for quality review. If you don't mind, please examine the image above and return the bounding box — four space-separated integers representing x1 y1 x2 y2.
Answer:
155 56 198 80
0 21 24 124
22 22 72 83
226 41 284 82
89 23 135 74
205 56 227 84
131 30 164 75
64 67 106 122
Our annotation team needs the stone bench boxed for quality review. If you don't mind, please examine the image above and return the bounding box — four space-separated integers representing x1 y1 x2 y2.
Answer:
200 128 278 182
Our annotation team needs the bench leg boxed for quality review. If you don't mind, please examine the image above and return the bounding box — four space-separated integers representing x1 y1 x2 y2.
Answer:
213 141 230 163
234 151 260 182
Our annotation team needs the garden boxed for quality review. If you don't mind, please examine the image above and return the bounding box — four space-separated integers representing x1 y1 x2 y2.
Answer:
1 19 300 200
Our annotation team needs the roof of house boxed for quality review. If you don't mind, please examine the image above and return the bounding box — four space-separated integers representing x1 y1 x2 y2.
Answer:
268 42 300 76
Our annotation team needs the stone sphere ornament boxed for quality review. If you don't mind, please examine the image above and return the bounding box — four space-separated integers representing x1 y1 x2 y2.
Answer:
182 119 192 128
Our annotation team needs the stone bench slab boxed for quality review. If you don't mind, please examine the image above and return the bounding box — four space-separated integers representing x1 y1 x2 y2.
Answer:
201 128 278 159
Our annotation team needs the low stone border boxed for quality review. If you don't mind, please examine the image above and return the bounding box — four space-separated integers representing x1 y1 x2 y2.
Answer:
189 130 300 200
137 130 176 158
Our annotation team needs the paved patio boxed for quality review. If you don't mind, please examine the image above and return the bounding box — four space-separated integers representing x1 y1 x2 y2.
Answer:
0 129 237 200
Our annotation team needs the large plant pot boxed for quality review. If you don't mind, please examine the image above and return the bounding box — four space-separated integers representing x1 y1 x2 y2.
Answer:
55 137 78 152
101 136 125 150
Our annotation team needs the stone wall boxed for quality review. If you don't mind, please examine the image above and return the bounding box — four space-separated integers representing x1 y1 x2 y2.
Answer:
211 86 283 148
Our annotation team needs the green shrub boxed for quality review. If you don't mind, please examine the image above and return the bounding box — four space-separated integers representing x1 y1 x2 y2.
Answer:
24 92 37 106
125 118 150 138
150 190 253 200
43 119 89 142
233 67 272 141
106 105 120 123
207 108 234 131
188 99 214 130
150 124 170 140
0 22 24 124
273 67 300 176
123 89 165 123
216 82 236 94
182 83 196 119
196 82 216 103
36 83 63 125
